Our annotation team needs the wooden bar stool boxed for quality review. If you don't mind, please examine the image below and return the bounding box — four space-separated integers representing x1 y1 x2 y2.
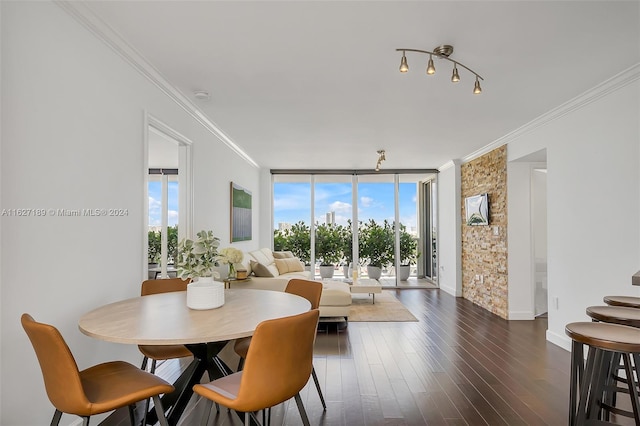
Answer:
565 322 640 425
586 305 640 421
603 296 640 309
587 305 640 328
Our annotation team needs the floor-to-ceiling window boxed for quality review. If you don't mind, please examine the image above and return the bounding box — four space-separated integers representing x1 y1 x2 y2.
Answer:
272 171 437 287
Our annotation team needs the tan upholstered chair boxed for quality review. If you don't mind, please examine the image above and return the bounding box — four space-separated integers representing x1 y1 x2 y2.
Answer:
21 313 173 426
195 309 320 426
234 279 326 410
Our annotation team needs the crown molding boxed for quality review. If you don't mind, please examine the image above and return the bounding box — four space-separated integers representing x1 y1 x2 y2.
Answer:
438 159 461 172
55 0 259 168
454 63 640 166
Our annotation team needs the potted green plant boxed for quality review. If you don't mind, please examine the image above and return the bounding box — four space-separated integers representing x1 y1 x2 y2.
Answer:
398 223 419 281
288 221 311 269
359 219 394 280
315 223 343 279
176 230 221 281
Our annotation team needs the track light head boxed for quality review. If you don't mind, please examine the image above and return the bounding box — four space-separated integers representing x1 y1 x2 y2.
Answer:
451 65 460 83
399 52 409 73
375 150 386 171
426 55 436 75
473 78 482 94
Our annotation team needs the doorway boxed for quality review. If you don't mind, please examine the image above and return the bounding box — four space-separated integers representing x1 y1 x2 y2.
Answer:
145 115 192 280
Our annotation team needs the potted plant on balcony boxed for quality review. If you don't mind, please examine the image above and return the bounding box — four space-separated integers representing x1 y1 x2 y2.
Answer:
398 223 419 281
288 221 311 270
359 219 394 280
315 223 343 279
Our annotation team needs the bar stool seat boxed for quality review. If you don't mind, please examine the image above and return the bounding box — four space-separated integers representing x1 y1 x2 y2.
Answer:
603 295 640 309
586 305 640 328
565 322 640 425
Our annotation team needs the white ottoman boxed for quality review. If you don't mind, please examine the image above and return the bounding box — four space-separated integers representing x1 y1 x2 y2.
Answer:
319 281 352 321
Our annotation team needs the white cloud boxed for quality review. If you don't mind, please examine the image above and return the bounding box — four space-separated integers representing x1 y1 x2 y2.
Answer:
329 201 352 214
360 196 373 207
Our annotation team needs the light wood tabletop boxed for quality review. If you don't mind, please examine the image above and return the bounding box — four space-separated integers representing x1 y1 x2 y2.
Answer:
78 289 311 345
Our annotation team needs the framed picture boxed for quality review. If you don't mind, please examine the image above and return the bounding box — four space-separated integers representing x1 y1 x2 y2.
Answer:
230 182 252 241
465 193 489 226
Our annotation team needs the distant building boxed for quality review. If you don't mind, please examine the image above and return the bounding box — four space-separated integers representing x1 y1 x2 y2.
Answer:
278 222 292 231
325 211 335 225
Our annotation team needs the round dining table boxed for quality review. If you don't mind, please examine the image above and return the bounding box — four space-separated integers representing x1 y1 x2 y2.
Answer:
78 289 311 425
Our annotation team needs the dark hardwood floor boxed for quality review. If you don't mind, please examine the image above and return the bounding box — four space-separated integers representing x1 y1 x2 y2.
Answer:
105 289 582 425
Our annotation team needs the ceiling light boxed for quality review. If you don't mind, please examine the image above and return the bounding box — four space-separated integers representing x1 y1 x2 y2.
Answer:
451 65 460 82
399 52 408 73
194 90 211 100
397 44 484 94
426 55 435 75
473 77 482 94
375 149 386 172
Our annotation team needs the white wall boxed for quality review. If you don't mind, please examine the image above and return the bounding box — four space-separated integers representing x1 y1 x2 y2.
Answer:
507 75 640 350
436 162 462 296
507 163 535 319
1 3 260 425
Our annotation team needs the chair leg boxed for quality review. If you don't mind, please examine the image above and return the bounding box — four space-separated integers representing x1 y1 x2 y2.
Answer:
244 411 250 426
128 405 135 425
141 356 149 371
294 393 311 426
50 410 62 426
140 359 159 426
237 356 245 371
152 395 169 426
82 417 90 426
200 398 213 426
311 367 327 410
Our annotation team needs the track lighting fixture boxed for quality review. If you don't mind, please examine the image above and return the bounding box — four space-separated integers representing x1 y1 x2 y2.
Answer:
375 150 386 172
396 44 484 94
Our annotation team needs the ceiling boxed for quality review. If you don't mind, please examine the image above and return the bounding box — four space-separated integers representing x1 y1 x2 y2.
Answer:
83 1 639 170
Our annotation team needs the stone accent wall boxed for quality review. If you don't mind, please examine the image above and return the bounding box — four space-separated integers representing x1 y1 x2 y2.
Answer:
461 146 508 318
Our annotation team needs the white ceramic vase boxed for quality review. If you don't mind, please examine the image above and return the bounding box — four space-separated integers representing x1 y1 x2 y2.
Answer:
186 277 224 310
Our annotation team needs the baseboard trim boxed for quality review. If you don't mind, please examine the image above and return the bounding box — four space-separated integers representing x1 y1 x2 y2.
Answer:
508 311 535 320
440 284 461 297
546 329 571 352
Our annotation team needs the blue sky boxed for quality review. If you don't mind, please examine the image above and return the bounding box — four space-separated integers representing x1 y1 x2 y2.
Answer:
274 182 417 228
148 181 179 227
148 181 418 229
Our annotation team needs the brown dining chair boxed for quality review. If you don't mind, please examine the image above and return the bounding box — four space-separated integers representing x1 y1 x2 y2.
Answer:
138 277 193 374
138 278 193 424
233 279 326 410
21 313 174 426
195 309 320 426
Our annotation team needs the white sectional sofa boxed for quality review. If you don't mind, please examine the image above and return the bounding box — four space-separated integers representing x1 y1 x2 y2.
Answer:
231 248 352 320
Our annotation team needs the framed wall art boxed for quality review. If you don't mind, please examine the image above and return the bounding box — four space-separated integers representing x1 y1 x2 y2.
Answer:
230 182 252 241
465 193 489 226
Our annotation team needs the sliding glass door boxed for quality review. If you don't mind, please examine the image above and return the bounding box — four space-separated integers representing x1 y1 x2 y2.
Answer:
273 172 437 286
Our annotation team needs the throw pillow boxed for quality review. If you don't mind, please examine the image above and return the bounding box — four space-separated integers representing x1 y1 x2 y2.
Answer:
273 251 295 259
274 257 305 274
250 260 280 277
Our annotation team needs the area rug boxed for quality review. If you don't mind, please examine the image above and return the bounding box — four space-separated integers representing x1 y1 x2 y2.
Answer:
348 290 418 322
